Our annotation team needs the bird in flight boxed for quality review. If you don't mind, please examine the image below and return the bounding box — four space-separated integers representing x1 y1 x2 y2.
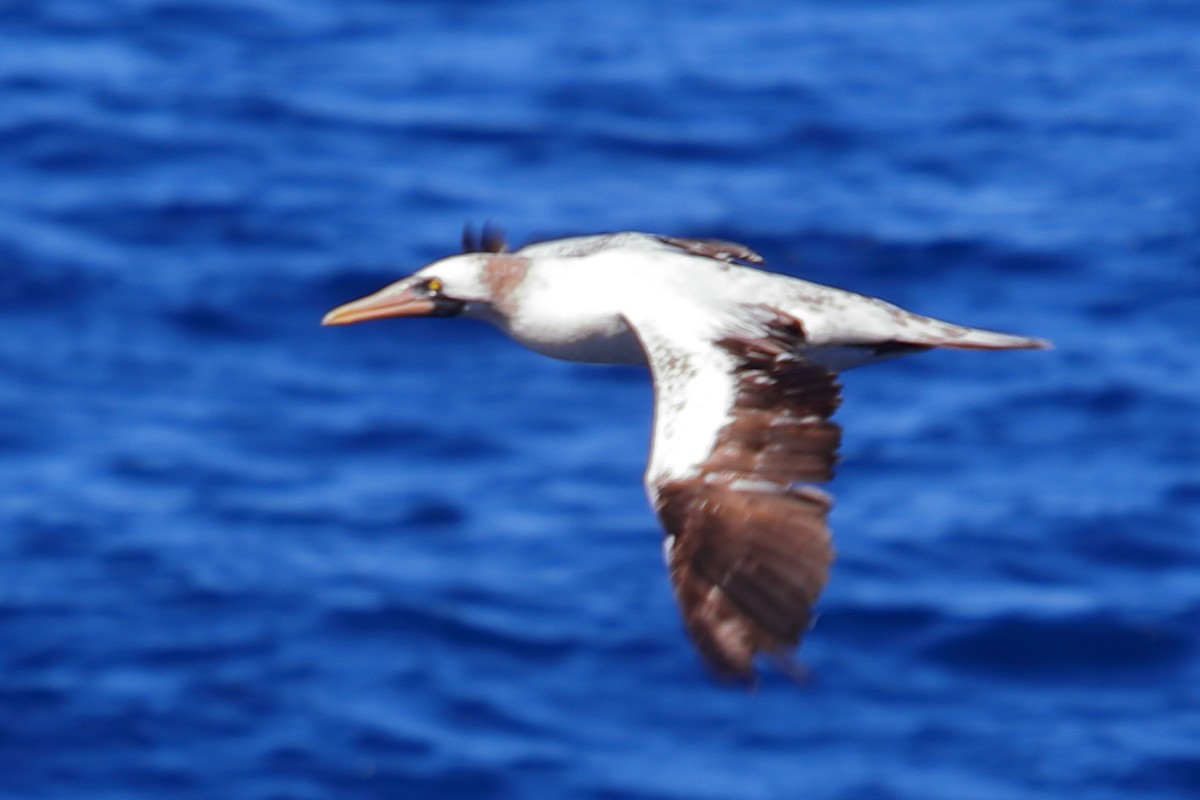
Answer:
324 228 1047 681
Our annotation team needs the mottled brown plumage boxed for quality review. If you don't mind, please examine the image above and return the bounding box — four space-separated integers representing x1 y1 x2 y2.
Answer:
657 235 766 265
650 309 842 680
710 312 842 485
657 481 834 680
481 255 530 316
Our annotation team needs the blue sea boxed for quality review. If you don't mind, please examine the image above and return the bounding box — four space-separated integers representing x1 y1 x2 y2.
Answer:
2 1 1199 798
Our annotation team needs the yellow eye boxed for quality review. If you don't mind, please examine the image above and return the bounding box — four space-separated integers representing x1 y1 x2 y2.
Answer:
426 278 443 293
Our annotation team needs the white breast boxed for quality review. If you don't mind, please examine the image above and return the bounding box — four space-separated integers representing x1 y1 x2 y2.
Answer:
496 260 649 365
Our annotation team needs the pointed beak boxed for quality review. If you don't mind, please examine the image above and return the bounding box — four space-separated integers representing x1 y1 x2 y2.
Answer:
322 279 458 326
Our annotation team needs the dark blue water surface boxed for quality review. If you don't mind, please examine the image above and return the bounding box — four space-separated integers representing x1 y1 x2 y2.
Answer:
3 1 1199 798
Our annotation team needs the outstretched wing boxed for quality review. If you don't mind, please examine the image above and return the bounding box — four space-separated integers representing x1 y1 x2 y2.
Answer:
625 306 842 681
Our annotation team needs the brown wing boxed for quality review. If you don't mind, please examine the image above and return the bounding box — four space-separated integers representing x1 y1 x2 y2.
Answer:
656 235 766 266
647 310 842 681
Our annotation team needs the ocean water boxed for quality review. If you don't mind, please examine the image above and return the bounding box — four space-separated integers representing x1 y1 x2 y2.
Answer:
2 1 1199 798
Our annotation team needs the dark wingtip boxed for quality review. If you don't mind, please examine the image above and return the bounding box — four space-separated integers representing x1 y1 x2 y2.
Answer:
658 235 766 265
461 222 508 254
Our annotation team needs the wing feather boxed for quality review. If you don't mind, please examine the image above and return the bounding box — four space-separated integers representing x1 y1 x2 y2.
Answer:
624 306 842 681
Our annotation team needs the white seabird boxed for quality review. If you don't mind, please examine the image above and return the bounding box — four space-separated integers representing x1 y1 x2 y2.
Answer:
323 228 1048 681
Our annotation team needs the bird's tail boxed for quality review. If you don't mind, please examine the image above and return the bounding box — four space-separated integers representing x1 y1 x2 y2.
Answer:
894 323 1050 350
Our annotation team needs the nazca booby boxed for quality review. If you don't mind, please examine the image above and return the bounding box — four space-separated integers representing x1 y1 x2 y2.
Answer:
324 228 1048 681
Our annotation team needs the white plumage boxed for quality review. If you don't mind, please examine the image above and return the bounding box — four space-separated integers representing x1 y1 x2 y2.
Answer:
324 230 1047 681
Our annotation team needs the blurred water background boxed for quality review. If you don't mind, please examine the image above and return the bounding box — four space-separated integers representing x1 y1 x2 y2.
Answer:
2 1 1199 798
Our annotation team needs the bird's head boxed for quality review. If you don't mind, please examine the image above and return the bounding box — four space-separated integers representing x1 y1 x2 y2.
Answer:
322 253 502 326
